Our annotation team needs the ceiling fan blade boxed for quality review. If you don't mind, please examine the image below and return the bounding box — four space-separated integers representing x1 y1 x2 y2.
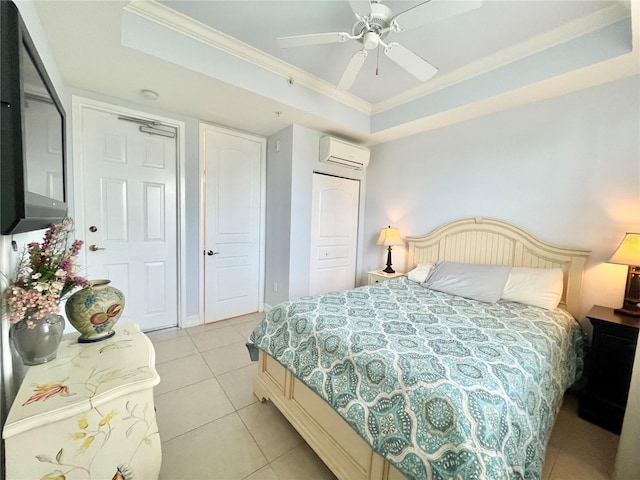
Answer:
277 32 352 48
392 0 483 31
348 0 371 19
383 42 438 81
337 49 368 91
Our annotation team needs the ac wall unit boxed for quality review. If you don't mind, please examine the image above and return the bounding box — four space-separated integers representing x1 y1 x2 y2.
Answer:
319 136 370 170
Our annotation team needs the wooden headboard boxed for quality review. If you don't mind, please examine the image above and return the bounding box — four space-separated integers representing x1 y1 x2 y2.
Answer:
406 217 591 317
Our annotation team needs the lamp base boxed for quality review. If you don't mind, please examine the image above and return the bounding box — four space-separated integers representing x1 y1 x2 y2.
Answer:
382 246 395 274
615 268 640 317
614 299 640 317
614 307 640 318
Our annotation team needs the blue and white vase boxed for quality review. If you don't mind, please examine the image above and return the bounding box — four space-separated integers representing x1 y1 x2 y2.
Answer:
65 280 125 343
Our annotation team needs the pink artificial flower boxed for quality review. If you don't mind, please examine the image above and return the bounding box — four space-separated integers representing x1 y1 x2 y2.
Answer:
2 218 88 325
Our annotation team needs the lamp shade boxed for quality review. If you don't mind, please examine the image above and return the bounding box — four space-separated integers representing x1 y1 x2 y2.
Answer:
608 233 640 267
376 226 403 246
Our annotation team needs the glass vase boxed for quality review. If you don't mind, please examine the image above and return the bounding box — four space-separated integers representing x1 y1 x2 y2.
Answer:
10 313 65 366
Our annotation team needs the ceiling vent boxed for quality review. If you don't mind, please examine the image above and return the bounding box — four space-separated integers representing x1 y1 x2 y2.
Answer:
319 136 370 170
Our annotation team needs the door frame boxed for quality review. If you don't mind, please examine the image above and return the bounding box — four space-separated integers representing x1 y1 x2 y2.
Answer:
198 122 266 323
71 96 187 328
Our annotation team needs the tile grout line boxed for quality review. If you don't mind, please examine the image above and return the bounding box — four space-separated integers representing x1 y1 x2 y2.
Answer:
216 360 259 379
158 409 241 445
237 407 273 476
236 401 303 480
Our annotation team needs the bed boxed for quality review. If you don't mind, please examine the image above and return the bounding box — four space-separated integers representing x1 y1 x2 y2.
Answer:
249 217 590 480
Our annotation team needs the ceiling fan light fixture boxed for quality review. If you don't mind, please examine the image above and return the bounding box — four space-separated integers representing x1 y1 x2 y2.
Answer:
362 31 379 50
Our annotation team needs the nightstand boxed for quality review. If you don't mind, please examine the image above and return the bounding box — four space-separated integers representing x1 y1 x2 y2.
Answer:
368 270 405 285
579 305 640 434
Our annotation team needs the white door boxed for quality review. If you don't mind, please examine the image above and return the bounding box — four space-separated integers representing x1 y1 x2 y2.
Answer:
77 107 178 331
203 126 262 323
309 173 360 295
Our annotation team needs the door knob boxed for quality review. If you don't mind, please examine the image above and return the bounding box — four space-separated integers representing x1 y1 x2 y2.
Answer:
89 244 106 252
206 250 220 256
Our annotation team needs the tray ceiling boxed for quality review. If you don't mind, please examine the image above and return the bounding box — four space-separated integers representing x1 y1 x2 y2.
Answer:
157 0 624 104
34 0 636 142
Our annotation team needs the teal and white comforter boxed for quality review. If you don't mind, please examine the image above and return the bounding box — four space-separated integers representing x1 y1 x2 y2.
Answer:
249 277 584 480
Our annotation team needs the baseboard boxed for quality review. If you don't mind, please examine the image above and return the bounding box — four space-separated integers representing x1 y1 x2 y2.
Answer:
182 314 201 328
263 303 273 312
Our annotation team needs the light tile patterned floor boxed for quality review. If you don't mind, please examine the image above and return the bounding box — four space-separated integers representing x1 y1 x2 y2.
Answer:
149 313 619 480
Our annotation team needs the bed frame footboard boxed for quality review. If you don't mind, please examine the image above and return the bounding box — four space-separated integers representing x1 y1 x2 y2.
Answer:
254 351 404 480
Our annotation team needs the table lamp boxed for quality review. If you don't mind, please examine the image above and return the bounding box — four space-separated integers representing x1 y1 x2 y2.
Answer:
376 226 403 274
608 233 640 317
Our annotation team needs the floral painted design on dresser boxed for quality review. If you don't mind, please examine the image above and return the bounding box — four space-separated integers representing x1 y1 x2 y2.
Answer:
3 325 161 480
35 399 158 480
22 382 75 406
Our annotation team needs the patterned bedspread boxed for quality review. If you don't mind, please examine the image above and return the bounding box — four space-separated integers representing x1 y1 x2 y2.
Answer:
249 277 584 480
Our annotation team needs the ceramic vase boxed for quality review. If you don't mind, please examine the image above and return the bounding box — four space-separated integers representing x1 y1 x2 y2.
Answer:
10 313 65 365
65 280 125 343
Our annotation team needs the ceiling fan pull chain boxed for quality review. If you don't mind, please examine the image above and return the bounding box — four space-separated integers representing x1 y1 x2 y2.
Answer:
376 45 380 76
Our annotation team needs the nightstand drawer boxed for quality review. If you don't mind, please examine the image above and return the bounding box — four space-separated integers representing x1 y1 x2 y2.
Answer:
368 270 405 285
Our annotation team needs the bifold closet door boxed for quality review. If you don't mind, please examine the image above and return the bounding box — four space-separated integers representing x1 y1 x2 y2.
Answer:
309 173 360 296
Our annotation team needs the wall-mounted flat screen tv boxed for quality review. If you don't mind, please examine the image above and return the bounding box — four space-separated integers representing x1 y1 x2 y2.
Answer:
1 1 67 235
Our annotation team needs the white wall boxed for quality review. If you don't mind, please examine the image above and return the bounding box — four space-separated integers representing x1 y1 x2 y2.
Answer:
363 75 640 325
288 125 322 301
264 126 294 307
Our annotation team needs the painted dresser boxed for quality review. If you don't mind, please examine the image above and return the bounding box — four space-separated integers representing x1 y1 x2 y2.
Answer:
3 324 161 480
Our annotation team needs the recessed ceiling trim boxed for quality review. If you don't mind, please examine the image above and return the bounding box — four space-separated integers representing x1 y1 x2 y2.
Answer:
372 2 632 114
123 0 372 114
370 49 639 146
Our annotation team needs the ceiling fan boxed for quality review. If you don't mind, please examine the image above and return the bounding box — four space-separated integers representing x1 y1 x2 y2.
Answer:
277 0 483 91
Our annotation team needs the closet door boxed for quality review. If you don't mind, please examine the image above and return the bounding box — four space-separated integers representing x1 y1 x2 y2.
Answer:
202 125 264 323
309 173 360 296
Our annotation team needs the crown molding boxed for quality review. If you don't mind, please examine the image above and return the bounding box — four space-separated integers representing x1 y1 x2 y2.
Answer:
372 2 632 114
123 0 372 114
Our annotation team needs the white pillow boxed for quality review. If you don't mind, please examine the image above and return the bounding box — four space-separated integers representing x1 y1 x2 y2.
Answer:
406 263 433 283
502 267 564 310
